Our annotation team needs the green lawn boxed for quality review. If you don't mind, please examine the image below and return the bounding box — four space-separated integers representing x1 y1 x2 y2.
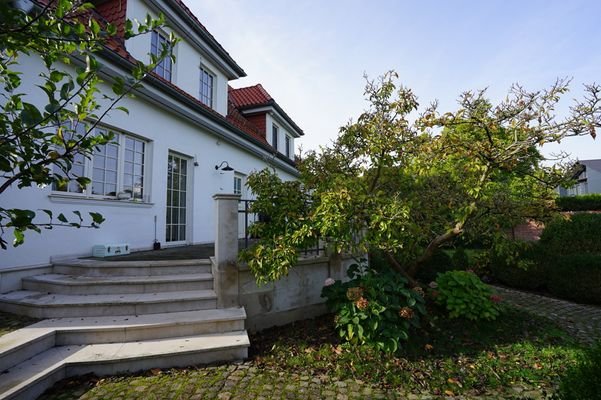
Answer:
250 307 581 397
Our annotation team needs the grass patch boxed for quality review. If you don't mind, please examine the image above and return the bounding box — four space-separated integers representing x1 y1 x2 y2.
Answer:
250 307 582 396
0 311 38 337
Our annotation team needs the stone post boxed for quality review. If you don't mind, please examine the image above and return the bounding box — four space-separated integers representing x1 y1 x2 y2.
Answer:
328 251 345 281
213 193 241 308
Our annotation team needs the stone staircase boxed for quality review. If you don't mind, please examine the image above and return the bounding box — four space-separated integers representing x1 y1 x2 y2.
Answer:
0 258 249 400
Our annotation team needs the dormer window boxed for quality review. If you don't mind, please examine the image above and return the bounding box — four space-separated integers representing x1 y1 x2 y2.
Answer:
151 30 172 81
285 136 291 158
272 124 279 151
199 66 214 107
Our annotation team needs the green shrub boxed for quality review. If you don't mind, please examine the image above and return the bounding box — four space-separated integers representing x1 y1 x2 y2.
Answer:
540 213 601 255
556 341 601 400
556 194 601 211
416 250 454 282
490 242 547 290
434 271 501 321
321 263 426 353
451 247 470 269
548 254 601 305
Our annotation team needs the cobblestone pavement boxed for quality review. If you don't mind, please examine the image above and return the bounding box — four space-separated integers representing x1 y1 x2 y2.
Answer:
493 285 601 345
43 362 544 400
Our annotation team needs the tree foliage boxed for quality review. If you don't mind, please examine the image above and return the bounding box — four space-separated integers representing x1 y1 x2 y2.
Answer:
0 0 177 248
243 71 601 285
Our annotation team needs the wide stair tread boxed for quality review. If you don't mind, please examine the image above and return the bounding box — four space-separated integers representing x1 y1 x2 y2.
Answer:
0 290 217 318
22 273 213 294
52 259 212 277
23 273 213 285
0 331 249 400
0 290 216 306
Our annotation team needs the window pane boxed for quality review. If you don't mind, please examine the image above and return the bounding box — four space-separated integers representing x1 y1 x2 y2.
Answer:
107 144 118 158
93 156 105 169
107 157 118 171
106 171 117 184
92 182 104 195
106 184 117 196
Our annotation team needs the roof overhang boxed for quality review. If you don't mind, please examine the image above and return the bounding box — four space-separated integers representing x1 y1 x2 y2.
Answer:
95 48 298 175
145 0 246 80
239 102 304 138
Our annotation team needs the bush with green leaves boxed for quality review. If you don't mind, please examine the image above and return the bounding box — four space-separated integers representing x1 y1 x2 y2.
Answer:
548 254 601 305
321 262 426 353
415 250 454 282
539 213 601 255
556 194 601 211
490 241 547 290
434 270 501 321
556 341 601 400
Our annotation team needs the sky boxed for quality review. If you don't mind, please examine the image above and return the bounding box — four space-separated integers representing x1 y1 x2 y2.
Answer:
190 0 601 162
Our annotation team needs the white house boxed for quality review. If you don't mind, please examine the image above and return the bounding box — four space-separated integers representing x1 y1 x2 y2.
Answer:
558 159 601 196
1 0 304 270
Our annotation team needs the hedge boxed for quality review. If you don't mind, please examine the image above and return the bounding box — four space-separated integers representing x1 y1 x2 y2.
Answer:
539 213 601 256
556 194 601 211
490 244 547 290
548 254 601 305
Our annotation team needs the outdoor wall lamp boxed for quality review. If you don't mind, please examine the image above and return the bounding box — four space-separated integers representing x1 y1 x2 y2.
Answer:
215 161 234 171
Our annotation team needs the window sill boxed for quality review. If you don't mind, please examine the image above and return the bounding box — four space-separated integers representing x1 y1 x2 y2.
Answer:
48 194 154 208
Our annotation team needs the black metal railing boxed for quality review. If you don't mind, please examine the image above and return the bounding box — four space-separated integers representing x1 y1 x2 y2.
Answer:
238 198 325 256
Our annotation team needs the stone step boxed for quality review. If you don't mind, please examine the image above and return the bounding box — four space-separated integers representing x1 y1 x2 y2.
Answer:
53 259 212 277
0 308 246 373
0 290 217 319
0 331 249 400
22 273 213 295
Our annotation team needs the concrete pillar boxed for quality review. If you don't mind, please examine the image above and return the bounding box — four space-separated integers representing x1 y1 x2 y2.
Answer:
213 193 241 308
328 252 345 281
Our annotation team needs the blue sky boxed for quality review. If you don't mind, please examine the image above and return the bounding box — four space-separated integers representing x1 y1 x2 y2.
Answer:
190 1 601 161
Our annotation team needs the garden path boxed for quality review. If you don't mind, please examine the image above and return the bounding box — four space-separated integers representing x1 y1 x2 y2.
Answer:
493 285 601 345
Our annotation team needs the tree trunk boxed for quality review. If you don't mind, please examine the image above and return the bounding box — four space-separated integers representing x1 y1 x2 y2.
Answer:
384 251 419 287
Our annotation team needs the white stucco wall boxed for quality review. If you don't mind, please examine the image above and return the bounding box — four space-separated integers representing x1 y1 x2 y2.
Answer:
1 56 296 270
266 113 295 158
125 0 229 116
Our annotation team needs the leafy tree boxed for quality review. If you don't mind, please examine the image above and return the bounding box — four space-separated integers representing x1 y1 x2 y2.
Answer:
242 71 601 285
0 0 177 248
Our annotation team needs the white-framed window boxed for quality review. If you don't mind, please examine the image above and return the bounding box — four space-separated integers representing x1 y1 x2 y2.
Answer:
272 124 279 151
285 135 291 158
199 65 214 107
52 122 87 193
151 30 172 81
234 173 244 196
53 124 148 201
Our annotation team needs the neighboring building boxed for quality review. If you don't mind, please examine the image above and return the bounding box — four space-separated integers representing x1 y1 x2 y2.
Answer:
558 159 601 196
1 0 304 269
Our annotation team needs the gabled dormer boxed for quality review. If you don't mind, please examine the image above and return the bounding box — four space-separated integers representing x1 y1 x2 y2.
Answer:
228 84 304 160
93 0 246 116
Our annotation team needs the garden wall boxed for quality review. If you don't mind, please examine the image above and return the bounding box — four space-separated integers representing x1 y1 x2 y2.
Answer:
212 194 354 332
239 255 354 332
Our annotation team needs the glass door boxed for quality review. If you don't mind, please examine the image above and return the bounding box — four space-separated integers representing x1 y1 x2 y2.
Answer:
166 153 188 243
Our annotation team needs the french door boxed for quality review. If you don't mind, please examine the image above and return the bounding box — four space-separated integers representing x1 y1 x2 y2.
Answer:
166 153 189 243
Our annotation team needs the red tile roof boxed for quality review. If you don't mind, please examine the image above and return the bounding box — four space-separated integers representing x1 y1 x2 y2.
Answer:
229 84 273 109
95 0 127 37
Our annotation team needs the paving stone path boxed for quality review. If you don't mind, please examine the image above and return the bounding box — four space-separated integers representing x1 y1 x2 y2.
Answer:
493 285 601 345
45 362 540 400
